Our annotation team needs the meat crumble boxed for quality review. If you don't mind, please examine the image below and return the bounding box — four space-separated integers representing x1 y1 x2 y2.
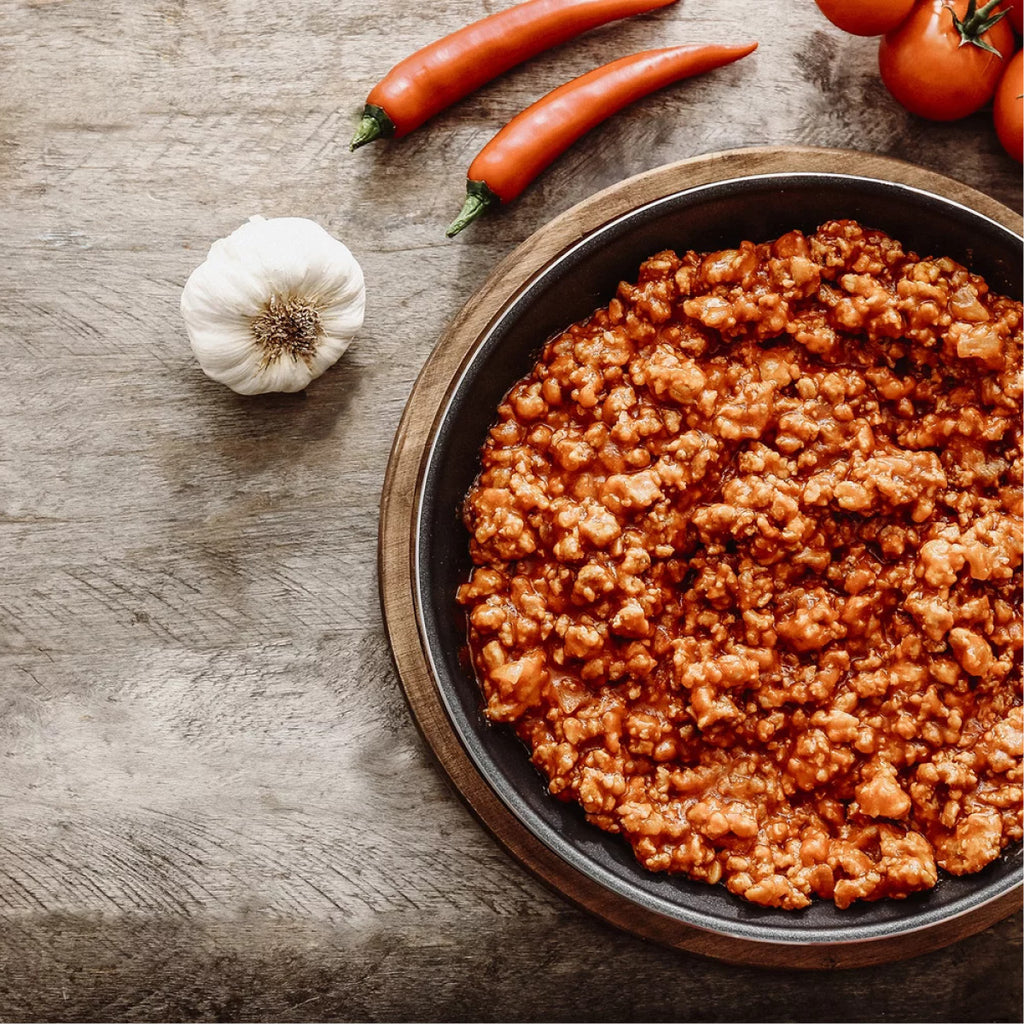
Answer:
457 221 1023 909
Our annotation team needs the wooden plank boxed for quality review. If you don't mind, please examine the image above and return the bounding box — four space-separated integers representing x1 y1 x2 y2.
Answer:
0 913 1020 1022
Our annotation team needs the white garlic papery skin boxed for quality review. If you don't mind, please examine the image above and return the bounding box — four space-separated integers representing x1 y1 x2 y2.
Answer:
180 216 366 395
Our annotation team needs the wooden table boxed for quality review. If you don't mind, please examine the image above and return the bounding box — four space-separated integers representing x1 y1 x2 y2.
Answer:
2 1 1020 1021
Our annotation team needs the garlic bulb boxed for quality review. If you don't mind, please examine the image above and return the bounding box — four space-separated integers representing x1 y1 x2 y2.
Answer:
180 216 365 395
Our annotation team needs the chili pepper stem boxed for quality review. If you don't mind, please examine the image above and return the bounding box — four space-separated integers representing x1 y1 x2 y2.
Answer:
350 104 396 150
446 181 500 237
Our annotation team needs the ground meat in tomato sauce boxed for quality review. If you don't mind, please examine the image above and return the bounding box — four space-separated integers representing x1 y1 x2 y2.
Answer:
456 220 1023 910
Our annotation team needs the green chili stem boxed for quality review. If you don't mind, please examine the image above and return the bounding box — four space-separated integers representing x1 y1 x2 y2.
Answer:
350 104 396 151
446 180 500 238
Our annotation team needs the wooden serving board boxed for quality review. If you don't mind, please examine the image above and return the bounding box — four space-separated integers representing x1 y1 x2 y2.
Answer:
378 147 1023 969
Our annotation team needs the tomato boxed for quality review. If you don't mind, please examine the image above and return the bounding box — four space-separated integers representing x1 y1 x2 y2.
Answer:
993 49 1023 160
1002 0 1024 34
879 0 1017 120
814 0 915 36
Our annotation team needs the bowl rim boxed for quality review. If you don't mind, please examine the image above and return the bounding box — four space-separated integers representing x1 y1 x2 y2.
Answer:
379 147 1024 968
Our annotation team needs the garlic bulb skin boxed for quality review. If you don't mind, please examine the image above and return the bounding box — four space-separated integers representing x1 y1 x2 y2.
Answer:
180 216 365 395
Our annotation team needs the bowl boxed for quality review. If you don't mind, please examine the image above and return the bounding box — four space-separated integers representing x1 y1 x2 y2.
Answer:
380 148 1023 968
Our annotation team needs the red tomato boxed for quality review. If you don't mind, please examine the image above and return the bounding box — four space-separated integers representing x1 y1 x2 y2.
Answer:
879 0 1017 120
993 49 1023 160
814 0 915 35
1002 0 1023 34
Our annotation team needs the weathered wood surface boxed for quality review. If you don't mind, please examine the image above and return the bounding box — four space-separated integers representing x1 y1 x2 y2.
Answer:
0 1 1020 1021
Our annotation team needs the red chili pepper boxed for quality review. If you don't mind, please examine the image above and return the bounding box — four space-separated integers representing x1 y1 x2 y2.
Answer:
350 0 680 150
446 43 758 236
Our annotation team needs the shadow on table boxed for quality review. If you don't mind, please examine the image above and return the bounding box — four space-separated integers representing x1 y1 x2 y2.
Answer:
1 909 1020 1022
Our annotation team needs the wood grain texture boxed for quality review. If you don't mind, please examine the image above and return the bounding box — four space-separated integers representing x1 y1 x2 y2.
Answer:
1 0 1021 1020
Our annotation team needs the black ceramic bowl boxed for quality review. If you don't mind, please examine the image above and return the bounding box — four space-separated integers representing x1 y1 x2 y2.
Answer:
411 170 1023 949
